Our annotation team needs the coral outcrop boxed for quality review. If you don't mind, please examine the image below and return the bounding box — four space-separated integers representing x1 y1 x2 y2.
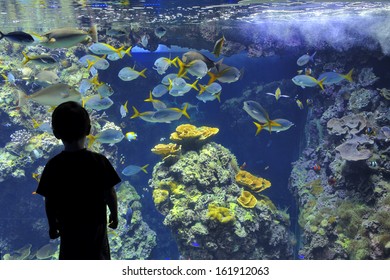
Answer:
150 125 293 260
170 124 219 149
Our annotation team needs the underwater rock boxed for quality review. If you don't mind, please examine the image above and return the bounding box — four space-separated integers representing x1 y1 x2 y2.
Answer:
358 68 379 87
348 88 378 113
110 181 157 260
335 140 372 161
150 125 293 260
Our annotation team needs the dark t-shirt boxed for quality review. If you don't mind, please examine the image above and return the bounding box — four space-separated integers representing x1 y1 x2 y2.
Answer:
36 149 121 260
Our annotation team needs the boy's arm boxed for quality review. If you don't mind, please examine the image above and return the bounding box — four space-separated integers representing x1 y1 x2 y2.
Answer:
104 188 118 229
45 197 60 239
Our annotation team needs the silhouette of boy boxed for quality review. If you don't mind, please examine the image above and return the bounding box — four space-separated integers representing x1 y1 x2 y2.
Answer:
36 101 121 260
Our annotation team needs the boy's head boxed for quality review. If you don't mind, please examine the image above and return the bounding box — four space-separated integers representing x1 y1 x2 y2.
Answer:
52 101 91 142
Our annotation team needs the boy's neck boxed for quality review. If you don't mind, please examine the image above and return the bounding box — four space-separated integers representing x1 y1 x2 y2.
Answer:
62 138 87 152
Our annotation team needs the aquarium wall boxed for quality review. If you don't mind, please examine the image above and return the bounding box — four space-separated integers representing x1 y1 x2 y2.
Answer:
0 0 389 260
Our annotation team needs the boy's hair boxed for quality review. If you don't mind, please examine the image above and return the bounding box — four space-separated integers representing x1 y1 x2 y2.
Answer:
52 101 91 142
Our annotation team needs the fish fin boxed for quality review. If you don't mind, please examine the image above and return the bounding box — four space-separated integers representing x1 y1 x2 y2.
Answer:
0 31 3 40
214 91 221 103
141 164 149 174
253 122 263 136
1 73 7 81
89 24 98 43
86 59 95 71
22 52 30 65
343 68 354 82
280 95 290 98
17 90 27 108
130 106 140 119
181 103 190 119
310 51 317 62
239 67 245 81
86 134 96 148
123 100 128 113
167 78 173 91
265 92 275 97
214 58 224 71
138 68 147 78
170 56 178 68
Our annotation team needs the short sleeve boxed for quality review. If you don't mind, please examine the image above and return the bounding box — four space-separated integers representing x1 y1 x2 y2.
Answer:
101 156 121 189
36 160 55 197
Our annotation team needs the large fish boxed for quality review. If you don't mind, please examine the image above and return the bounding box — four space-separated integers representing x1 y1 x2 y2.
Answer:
18 83 81 107
253 118 294 135
40 26 98 48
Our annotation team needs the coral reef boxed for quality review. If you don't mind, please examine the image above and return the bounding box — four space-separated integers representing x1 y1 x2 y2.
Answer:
149 125 293 259
110 181 157 260
170 124 219 150
289 61 390 259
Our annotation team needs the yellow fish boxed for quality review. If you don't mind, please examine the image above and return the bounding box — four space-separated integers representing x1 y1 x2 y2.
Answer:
296 99 304 110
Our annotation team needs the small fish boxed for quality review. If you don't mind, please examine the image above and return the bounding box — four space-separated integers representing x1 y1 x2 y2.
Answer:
144 92 167 110
313 164 321 172
190 240 200 247
130 106 157 123
198 82 222 95
212 35 225 58
106 47 132 61
305 67 312 75
253 118 293 135
306 99 313 106
22 52 57 66
125 132 137 142
118 66 147 81
89 42 125 57
196 91 221 103
318 69 354 86
120 101 129 118
208 63 243 84
151 104 190 123
182 51 216 70
265 87 289 101
1 72 16 85
0 30 41 45
239 162 247 170
34 70 60 87
298 254 305 260
177 58 208 79
160 137 166 142
152 84 169 98
122 164 149 176
297 51 316 66
82 95 113 111
154 26 167 39
87 129 124 148
296 99 304 110
32 172 41 182
292 75 325 90
153 56 177 75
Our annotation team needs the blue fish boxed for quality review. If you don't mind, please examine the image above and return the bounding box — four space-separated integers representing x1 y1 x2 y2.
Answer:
298 254 305 260
190 240 200 247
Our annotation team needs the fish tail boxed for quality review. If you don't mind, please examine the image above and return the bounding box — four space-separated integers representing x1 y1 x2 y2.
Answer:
344 68 354 82
138 68 147 78
86 59 95 71
17 90 27 108
214 91 221 103
253 122 263 136
1 73 7 81
207 72 218 85
123 100 128 113
124 46 132 57
190 80 198 91
144 91 155 102
177 58 187 77
130 106 140 119
317 78 325 90
32 118 41 129
89 24 98 43
22 51 30 65
116 46 125 58
86 134 96 148
181 103 190 119
170 56 178 68
141 164 149 174
198 84 207 95
0 31 4 40
310 51 317 62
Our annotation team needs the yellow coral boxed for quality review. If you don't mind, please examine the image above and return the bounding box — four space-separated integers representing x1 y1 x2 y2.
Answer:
237 191 257 208
153 189 169 204
235 170 271 193
170 124 219 143
207 204 234 223
151 143 181 157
